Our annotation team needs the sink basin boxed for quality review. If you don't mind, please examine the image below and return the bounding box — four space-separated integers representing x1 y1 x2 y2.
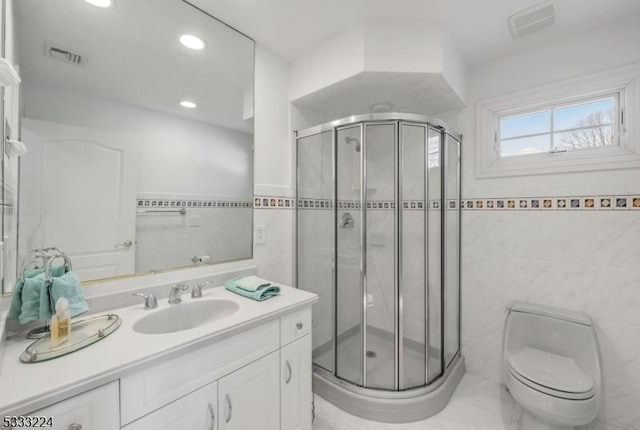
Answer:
133 299 239 334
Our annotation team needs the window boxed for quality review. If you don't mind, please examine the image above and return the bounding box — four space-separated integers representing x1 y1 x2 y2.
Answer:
476 63 640 177
499 95 618 158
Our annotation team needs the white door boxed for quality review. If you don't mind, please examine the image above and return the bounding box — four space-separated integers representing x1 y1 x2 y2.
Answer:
20 118 137 281
281 335 313 430
218 351 280 430
122 381 217 430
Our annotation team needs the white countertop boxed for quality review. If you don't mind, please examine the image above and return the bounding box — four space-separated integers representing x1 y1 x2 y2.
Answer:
0 285 317 416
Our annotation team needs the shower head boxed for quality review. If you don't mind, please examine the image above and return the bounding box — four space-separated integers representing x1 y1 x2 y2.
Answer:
345 137 361 152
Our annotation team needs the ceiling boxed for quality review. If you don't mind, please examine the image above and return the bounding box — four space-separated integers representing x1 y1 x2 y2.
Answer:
187 0 640 67
15 0 254 131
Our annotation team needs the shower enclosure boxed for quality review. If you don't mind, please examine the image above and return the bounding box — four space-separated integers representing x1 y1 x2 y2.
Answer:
296 113 464 423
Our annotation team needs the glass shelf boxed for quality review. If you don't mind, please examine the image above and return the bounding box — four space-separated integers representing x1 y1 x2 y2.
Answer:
20 313 122 363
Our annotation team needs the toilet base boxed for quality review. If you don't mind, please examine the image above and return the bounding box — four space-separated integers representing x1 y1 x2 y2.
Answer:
517 409 577 430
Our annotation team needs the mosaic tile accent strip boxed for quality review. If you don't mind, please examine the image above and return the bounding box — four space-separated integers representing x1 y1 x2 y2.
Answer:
298 198 332 210
295 199 448 211
368 200 395 210
254 196 296 209
461 195 640 211
137 199 252 209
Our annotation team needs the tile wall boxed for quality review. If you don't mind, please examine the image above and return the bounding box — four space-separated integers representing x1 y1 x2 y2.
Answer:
461 197 640 429
135 193 253 273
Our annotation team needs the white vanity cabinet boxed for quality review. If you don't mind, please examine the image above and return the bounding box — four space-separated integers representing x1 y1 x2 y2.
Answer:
4 303 314 430
119 306 313 430
122 382 217 430
11 381 120 430
218 351 280 430
281 335 312 430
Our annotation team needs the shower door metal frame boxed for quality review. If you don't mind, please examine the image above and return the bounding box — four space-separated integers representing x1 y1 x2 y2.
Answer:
296 113 463 393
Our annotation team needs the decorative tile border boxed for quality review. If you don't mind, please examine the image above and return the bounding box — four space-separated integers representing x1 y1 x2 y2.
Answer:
294 199 447 211
137 199 252 209
254 196 296 209
461 195 640 211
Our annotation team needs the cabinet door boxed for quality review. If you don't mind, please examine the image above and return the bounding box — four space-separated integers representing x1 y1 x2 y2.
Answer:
123 382 217 430
218 351 279 430
281 335 312 430
15 381 119 430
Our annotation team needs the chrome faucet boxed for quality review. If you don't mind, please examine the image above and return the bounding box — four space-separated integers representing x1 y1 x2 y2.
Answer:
191 280 214 298
168 284 190 304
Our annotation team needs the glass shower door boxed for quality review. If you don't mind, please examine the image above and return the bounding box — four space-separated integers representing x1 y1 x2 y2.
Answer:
364 123 396 390
400 123 427 389
335 124 363 386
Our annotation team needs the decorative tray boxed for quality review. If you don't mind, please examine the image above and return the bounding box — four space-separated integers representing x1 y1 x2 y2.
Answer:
20 313 121 363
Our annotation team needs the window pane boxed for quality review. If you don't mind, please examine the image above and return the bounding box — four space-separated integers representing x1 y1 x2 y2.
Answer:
500 110 550 139
554 97 614 132
501 135 550 158
554 125 614 150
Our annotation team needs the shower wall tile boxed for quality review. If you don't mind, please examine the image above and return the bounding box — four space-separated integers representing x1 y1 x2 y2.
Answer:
461 209 640 428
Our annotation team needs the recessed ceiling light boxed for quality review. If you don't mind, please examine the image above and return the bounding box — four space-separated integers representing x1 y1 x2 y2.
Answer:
84 0 113 8
179 34 206 50
180 100 197 109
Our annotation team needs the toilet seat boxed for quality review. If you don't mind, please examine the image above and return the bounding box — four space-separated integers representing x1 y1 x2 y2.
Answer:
508 347 595 401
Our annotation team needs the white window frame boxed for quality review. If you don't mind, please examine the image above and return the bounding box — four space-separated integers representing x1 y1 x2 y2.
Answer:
476 63 640 178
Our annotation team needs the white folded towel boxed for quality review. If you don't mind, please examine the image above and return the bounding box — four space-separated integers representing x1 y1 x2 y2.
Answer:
0 57 20 87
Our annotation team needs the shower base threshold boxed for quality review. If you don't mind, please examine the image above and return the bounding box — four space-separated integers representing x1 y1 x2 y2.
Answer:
313 355 465 423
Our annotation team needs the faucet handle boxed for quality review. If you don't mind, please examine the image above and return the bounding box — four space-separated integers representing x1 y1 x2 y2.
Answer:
168 283 190 304
132 292 158 309
192 280 214 298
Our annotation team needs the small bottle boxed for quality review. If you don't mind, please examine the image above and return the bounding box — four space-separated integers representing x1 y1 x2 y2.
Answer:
50 297 71 347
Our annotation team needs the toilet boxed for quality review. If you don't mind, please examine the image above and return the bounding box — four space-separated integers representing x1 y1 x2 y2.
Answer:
502 302 602 430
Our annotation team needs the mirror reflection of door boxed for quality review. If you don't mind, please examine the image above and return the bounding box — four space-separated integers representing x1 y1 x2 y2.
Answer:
20 119 137 281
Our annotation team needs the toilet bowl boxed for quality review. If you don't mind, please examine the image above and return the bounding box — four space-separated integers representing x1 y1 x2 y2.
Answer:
503 302 602 430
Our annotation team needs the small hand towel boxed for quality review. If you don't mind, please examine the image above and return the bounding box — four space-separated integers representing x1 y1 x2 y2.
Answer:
49 272 89 319
224 276 280 301
234 275 271 292
8 264 69 322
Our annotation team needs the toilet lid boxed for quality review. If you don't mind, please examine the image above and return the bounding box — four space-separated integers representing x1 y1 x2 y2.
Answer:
509 347 594 395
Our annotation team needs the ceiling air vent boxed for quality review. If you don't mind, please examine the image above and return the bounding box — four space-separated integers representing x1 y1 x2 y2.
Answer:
44 42 87 65
508 0 555 38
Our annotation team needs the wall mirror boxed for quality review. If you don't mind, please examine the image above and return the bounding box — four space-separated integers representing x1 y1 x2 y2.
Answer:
4 0 254 292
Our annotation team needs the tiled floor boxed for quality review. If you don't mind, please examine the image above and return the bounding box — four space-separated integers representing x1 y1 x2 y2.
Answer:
313 373 520 430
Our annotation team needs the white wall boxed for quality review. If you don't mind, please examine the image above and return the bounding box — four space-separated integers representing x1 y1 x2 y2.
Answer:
22 83 253 198
453 14 640 430
252 44 295 285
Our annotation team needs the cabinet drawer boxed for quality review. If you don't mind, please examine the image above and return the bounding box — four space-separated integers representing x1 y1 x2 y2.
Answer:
123 381 217 430
280 307 311 346
120 319 279 425
13 382 119 430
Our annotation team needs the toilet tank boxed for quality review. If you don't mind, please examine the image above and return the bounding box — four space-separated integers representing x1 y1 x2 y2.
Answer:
502 302 602 388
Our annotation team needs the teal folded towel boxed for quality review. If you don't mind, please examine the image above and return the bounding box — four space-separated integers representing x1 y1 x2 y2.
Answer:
225 276 280 301
235 275 271 292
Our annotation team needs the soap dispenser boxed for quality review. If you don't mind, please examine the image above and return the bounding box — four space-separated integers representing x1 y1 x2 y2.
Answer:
50 297 71 347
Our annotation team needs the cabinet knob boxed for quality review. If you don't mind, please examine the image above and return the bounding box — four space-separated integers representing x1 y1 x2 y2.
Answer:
296 322 303 330
68 424 83 430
